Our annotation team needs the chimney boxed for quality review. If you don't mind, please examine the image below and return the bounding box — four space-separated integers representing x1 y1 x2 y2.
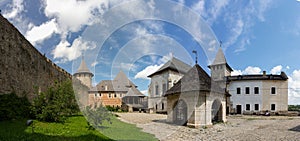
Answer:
263 71 266 76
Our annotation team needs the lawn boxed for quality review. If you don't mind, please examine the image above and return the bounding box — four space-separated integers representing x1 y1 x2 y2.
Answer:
99 115 158 141
0 115 111 141
0 115 157 141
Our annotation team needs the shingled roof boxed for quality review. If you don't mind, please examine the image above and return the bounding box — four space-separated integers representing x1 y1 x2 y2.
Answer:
227 72 288 81
165 64 223 96
74 57 93 76
123 87 145 97
96 71 136 92
148 57 191 77
164 64 210 95
208 48 233 71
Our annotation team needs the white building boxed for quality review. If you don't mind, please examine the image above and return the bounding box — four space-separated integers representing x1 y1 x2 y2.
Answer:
147 57 191 113
210 48 289 114
227 71 288 114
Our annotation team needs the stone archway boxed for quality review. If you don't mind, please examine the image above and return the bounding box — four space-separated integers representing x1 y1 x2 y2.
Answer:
211 99 223 123
173 99 187 125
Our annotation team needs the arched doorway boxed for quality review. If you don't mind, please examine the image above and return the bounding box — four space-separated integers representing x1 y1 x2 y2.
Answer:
211 99 223 123
173 99 187 125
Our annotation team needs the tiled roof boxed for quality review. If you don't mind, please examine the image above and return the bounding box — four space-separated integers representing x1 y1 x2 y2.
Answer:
96 71 136 92
164 64 223 96
148 57 191 77
123 87 145 97
227 72 288 81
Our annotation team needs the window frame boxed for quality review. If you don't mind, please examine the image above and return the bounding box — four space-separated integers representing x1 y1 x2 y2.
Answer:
271 87 276 95
245 87 250 94
254 104 259 111
236 87 241 94
246 104 250 111
254 87 259 94
271 104 276 111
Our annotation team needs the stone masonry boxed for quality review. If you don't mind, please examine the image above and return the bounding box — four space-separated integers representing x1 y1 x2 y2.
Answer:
0 14 71 101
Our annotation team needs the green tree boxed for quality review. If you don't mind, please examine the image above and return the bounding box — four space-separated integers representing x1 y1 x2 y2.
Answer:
31 80 79 122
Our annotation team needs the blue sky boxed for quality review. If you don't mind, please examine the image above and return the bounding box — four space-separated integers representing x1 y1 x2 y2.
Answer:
1 0 300 104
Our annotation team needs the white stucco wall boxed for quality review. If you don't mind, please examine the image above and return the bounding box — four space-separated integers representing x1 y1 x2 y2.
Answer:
229 80 263 113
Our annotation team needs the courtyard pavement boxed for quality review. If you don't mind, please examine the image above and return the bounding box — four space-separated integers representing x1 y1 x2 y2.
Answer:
115 113 300 141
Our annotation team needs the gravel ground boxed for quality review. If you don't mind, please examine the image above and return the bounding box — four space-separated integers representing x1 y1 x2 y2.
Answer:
115 113 300 141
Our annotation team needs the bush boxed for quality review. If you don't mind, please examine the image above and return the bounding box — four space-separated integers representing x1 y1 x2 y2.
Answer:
31 80 79 122
84 104 112 130
288 105 300 111
0 92 31 121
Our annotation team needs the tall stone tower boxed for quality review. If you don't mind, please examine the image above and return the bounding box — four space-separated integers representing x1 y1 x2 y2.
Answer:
208 48 233 89
73 57 93 88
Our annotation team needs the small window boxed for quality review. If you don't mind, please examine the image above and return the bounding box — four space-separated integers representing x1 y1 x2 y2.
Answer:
155 85 159 95
162 83 167 94
162 103 164 110
271 104 276 111
237 87 241 94
246 104 250 111
254 87 259 94
114 93 117 98
109 93 111 98
99 93 102 97
271 87 276 94
254 104 259 111
245 87 250 94
94 93 97 97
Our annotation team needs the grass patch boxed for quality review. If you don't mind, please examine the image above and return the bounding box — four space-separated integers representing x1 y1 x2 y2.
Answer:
0 116 111 141
98 115 158 141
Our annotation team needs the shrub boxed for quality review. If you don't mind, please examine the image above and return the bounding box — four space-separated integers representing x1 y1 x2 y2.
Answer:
31 80 79 122
0 92 31 121
84 104 112 130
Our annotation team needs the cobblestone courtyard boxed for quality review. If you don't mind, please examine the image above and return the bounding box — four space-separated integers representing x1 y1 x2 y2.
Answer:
115 113 300 141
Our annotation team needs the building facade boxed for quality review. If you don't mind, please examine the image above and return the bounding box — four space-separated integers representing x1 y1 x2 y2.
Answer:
227 72 288 114
165 64 227 127
147 57 191 113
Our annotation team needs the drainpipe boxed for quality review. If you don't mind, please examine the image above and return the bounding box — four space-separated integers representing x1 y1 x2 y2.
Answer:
205 92 206 125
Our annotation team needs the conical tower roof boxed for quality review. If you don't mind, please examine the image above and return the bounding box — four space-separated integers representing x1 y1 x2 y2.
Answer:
208 48 233 71
212 48 227 65
75 57 93 76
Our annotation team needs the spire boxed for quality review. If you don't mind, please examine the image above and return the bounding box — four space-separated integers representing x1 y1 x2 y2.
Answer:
211 47 227 65
76 54 92 73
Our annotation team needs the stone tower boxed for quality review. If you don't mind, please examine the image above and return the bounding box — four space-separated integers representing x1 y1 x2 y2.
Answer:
73 56 93 88
208 48 233 88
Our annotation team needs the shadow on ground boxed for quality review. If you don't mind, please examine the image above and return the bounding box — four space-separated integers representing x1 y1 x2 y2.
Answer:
0 119 112 141
289 125 300 132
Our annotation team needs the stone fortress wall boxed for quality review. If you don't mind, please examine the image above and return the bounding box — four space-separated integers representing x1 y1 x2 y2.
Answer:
0 14 71 101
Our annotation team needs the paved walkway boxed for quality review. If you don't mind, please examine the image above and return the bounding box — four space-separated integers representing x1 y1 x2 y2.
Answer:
115 113 300 141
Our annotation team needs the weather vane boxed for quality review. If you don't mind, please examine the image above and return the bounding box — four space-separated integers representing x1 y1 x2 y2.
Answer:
192 50 198 64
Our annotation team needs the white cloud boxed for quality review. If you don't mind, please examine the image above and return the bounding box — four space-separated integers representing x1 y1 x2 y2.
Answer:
52 36 96 62
25 19 58 45
2 0 31 34
140 90 148 96
231 69 242 76
243 66 262 74
190 0 273 53
3 0 24 19
191 0 205 15
270 65 282 74
134 64 164 79
42 0 108 38
288 70 300 105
